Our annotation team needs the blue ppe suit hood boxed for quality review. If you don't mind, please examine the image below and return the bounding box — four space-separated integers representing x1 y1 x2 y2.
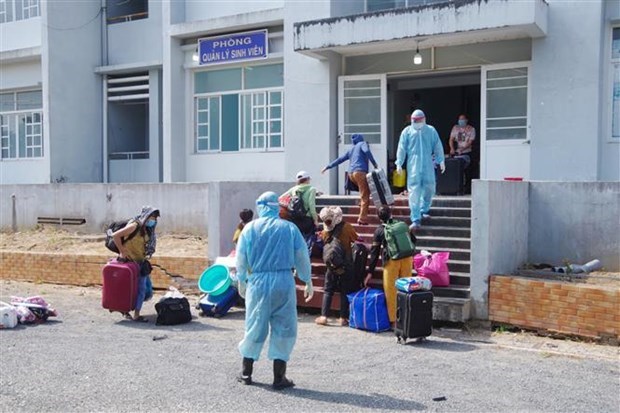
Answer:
395 124 445 224
236 191 312 362
325 134 378 174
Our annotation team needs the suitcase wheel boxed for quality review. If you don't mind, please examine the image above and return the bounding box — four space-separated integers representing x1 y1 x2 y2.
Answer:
396 336 405 345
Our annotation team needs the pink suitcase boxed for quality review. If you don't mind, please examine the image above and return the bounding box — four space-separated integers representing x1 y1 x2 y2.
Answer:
102 259 140 313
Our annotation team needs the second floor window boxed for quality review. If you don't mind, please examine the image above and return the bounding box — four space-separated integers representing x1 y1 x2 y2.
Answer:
106 0 148 24
366 0 448 13
0 0 40 24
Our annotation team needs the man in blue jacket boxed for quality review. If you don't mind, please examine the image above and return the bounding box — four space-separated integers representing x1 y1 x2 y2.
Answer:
321 133 378 225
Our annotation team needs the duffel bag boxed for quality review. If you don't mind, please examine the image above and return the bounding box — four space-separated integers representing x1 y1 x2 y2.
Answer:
347 288 391 333
155 297 192 326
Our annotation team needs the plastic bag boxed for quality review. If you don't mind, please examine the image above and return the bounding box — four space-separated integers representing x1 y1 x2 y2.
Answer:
0 301 18 329
413 251 450 287
163 286 185 299
395 276 432 293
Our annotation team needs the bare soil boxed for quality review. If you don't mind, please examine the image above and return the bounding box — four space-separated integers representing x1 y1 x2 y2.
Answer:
0 226 207 257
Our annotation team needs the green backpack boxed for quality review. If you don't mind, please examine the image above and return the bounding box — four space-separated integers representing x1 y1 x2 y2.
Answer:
383 219 415 260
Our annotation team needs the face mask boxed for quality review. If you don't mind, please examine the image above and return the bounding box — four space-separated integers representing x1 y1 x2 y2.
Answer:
458 119 467 127
146 220 157 228
412 122 424 131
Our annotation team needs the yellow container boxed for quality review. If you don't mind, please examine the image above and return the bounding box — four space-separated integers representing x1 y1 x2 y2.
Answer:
393 169 406 187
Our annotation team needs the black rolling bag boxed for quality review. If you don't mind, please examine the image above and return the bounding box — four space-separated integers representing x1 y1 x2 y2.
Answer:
436 158 464 195
395 290 433 344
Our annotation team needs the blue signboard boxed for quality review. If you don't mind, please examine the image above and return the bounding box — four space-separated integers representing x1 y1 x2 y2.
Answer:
198 30 268 66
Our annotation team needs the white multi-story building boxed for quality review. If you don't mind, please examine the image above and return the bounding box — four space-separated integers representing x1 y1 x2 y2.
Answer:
1 0 618 190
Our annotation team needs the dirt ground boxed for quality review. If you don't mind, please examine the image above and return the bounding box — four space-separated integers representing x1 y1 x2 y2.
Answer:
0 226 208 257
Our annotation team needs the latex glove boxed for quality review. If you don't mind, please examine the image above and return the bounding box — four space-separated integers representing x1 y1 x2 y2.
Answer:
238 279 247 299
304 282 314 303
439 161 446 174
396 165 403 173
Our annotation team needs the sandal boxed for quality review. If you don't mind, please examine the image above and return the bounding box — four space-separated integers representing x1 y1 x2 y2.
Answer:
132 316 148 323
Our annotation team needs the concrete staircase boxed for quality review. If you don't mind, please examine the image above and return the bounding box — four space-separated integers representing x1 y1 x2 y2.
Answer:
295 195 471 322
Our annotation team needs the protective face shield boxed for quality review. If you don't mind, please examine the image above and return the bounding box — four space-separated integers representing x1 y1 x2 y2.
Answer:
458 119 468 127
411 109 426 131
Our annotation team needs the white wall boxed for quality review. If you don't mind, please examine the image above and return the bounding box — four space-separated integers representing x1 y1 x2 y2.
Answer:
43 1 103 183
284 2 338 194
186 152 286 182
0 60 41 89
184 0 283 22
530 1 606 181
106 2 163 66
0 159 49 184
0 17 41 52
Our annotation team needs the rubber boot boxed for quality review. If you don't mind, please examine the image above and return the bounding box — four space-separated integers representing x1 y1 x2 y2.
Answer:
272 359 295 390
237 357 253 385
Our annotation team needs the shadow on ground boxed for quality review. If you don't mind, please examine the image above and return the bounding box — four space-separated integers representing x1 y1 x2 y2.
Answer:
252 383 426 410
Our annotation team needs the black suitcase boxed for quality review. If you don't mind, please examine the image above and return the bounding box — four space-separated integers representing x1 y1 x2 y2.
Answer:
395 290 433 344
436 158 464 195
350 242 369 290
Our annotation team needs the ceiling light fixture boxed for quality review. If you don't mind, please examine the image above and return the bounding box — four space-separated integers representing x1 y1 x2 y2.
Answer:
413 44 422 65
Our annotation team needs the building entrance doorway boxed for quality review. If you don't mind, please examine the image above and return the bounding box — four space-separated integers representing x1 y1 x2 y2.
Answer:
387 70 481 193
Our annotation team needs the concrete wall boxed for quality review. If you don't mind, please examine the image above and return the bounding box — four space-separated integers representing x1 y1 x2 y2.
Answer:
0 182 297 260
528 182 620 271
0 17 41 52
284 1 339 194
207 181 290 259
470 180 529 320
0 60 41 89
186 152 286 182
472 180 620 320
106 1 163 66
601 1 620 181
530 1 609 181
0 183 209 235
43 1 103 183
184 1 283 22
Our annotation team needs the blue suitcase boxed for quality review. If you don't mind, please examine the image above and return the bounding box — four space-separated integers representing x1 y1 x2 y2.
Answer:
199 287 238 317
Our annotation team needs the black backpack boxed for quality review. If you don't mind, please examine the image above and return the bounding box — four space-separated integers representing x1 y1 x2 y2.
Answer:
155 297 192 326
322 224 346 272
287 191 307 220
105 220 140 254
350 242 369 290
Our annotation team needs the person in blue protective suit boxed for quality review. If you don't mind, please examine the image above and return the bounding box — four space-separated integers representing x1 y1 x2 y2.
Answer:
321 133 378 225
235 191 314 390
395 109 446 230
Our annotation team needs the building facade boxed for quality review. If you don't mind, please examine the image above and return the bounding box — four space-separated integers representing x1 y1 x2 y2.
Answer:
1 0 618 190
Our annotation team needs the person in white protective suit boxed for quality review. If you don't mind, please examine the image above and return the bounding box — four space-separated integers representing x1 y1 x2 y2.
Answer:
235 191 314 390
395 109 446 230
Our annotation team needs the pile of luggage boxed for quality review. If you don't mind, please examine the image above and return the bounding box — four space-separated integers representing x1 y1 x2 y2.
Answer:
1 296 58 329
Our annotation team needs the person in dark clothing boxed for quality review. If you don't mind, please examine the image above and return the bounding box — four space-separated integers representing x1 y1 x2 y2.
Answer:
365 206 416 326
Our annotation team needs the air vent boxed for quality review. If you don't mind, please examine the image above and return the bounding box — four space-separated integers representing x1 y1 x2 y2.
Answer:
37 217 86 225
107 73 149 102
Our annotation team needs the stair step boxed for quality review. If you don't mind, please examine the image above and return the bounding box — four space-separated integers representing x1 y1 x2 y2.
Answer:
415 226 471 238
415 235 470 249
416 247 470 261
443 260 470 273
422 216 471 228
431 285 470 299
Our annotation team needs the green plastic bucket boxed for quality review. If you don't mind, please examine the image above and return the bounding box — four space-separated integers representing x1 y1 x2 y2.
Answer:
198 264 232 296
